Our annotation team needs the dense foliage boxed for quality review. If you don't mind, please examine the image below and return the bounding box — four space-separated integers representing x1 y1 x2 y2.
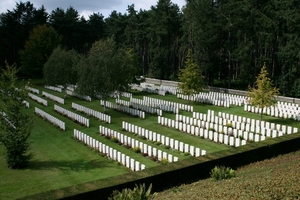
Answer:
0 63 33 169
247 63 279 120
1 0 300 96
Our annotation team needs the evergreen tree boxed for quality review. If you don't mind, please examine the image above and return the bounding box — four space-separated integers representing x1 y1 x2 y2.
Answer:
247 62 279 121
0 63 33 169
179 49 205 104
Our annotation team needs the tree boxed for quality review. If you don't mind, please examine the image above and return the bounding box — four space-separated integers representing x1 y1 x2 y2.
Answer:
247 62 279 121
76 37 137 113
43 46 79 98
20 24 61 77
0 62 33 169
178 49 205 104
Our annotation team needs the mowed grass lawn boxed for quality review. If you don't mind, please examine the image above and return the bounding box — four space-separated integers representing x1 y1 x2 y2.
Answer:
1 81 300 199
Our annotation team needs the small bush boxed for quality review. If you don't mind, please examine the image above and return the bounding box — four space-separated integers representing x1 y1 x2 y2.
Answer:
138 135 147 140
111 137 119 143
208 127 215 132
160 158 169 165
133 147 141 153
210 166 236 181
109 183 155 200
183 152 190 156
226 123 233 128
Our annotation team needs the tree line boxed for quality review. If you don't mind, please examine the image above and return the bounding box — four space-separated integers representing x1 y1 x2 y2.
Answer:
1 0 300 97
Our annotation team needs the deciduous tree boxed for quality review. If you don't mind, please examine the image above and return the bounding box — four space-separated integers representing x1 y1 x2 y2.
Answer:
76 37 137 113
20 24 61 77
43 46 79 98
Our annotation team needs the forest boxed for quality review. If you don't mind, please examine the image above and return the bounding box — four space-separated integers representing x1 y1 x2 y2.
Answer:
0 0 300 97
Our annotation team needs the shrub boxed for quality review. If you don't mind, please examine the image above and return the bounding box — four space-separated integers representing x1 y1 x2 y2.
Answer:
160 158 169 165
183 152 190 156
208 127 215 132
210 166 236 181
111 137 119 143
138 135 147 140
133 147 141 153
226 123 233 128
108 183 155 200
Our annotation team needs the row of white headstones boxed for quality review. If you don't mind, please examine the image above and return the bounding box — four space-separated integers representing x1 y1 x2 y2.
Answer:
244 103 300 121
28 93 48 106
74 129 146 171
54 105 90 127
158 116 247 147
143 96 194 112
34 107 65 130
45 85 62 93
116 99 163 116
100 100 146 119
42 91 64 104
177 91 245 107
215 110 298 134
72 102 111 124
99 125 179 162
130 97 178 114
121 121 206 157
66 90 92 102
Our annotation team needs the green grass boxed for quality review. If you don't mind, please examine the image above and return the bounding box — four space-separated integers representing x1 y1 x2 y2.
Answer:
1 84 300 199
153 149 300 200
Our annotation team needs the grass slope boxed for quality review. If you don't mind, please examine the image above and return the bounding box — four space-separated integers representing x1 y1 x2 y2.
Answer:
153 150 300 200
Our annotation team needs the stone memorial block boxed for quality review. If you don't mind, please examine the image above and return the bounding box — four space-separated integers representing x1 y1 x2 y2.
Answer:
135 161 140 171
195 148 200 157
245 124 250 132
209 131 213 140
218 133 223 143
179 142 184 152
249 132 254 141
157 150 162 160
174 157 179 162
174 140 179 150
168 154 173 162
161 135 165 145
184 144 189 153
224 135 229 145
272 130 277 138
165 136 170 146
130 159 135 171
214 132 218 142
204 129 208 139
147 145 152 156
183 123 187 132
152 148 157 156
172 120 175 128
163 152 167 159
179 122 183 131
187 124 191 134
229 136 234 146
189 146 195 156
201 150 207 155
195 127 199 136
241 140 247 145
169 138 174 148
266 129 271 137
287 126 292 134
261 135 266 141
235 138 240 147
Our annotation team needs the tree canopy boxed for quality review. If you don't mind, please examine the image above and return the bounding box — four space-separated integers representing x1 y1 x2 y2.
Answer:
43 46 79 97
20 24 61 76
76 37 138 113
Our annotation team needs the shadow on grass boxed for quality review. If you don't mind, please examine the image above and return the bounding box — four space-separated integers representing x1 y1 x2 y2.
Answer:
28 159 109 172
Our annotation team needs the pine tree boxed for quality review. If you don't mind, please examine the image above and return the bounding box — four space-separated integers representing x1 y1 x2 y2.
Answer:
247 62 279 121
0 63 33 169
179 49 205 104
